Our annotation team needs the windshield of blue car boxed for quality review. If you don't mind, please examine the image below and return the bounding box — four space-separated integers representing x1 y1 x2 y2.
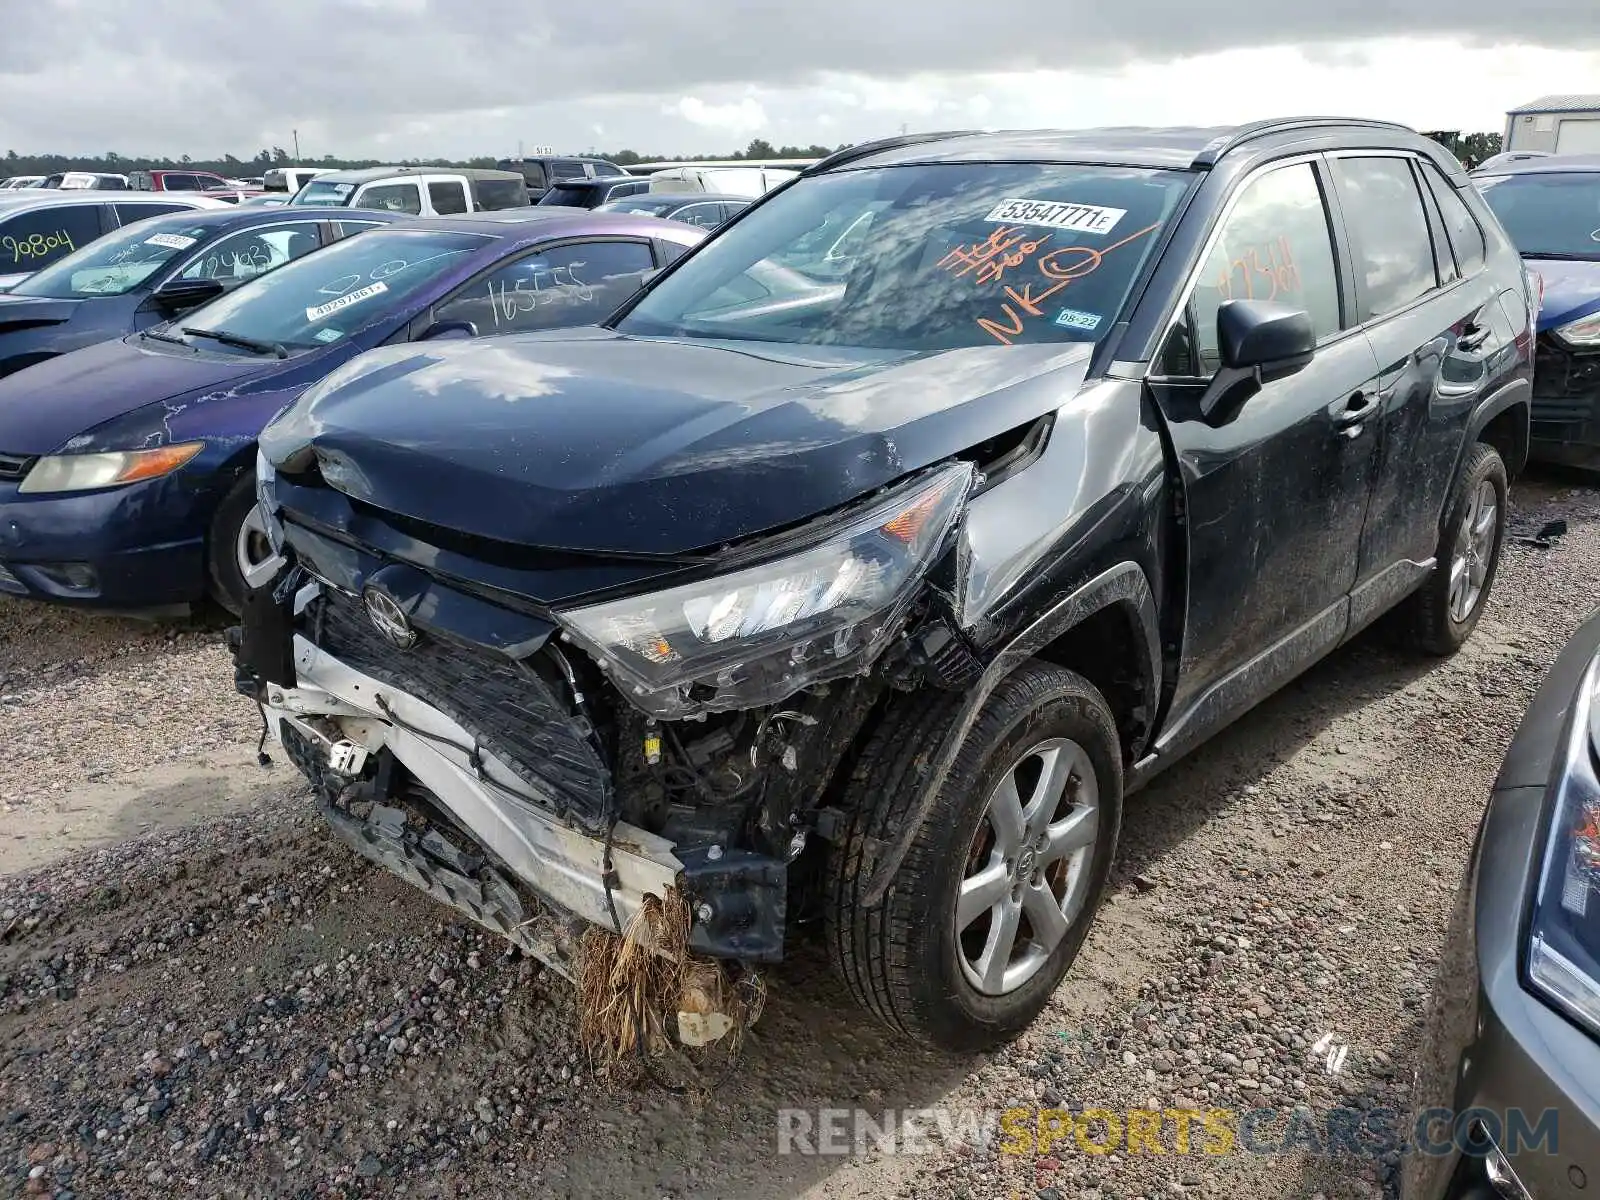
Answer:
10 219 217 298
291 179 357 206
177 228 491 351
615 162 1193 350
1478 171 1600 259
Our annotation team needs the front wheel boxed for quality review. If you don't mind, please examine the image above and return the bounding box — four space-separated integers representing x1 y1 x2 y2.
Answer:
1399 442 1508 656
825 661 1123 1051
206 473 274 616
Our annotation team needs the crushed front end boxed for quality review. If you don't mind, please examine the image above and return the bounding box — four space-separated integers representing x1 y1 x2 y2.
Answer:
229 450 975 996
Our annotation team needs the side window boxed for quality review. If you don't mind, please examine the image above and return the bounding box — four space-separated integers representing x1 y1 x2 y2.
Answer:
178 223 322 283
1170 162 1343 376
163 174 198 191
721 202 749 224
332 220 385 240
551 160 586 181
1332 156 1439 321
116 202 190 224
524 163 547 191
428 180 469 215
655 238 691 266
434 240 655 334
673 203 722 230
357 183 423 215
0 205 106 273
1420 163 1487 276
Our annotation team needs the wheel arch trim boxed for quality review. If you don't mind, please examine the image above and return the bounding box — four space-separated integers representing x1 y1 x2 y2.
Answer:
861 561 1157 906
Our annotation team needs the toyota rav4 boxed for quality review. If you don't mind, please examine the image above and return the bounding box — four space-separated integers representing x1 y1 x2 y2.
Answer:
231 119 1534 1052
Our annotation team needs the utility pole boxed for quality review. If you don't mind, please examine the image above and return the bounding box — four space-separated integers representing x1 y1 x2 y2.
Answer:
292 129 300 160
900 123 908 136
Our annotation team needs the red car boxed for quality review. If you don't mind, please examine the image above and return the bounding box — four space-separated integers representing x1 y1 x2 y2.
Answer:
129 169 240 193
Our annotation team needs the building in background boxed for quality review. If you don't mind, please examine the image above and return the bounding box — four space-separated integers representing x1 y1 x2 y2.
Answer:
1505 94 1600 154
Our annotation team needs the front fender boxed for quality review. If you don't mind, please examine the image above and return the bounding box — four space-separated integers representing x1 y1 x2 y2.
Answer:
860 560 1159 906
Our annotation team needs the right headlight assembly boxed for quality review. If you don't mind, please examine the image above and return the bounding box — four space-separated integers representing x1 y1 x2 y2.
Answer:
557 461 974 718
1528 650 1600 1037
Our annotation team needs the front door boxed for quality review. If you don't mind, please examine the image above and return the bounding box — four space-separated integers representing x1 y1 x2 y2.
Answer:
1149 156 1383 734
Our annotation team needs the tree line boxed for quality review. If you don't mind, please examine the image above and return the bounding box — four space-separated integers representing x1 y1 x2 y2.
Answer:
1 131 1508 180
0 138 847 180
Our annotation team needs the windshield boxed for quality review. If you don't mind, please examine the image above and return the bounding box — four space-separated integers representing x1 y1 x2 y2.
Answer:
616 163 1192 350
291 179 356 206
11 219 217 298
539 184 599 208
176 227 490 351
1478 171 1600 259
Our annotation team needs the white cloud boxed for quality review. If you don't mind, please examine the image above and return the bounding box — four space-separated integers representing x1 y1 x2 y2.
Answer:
671 96 768 134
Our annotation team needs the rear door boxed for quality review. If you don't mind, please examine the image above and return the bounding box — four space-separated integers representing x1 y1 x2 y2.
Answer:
1328 152 1517 631
1148 156 1383 731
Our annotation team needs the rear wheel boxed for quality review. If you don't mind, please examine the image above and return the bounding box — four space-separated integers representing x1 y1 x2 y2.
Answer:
1399 442 1507 656
825 661 1122 1051
206 474 272 616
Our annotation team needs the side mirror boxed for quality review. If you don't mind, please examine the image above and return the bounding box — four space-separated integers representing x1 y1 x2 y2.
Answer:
416 318 477 341
151 277 226 312
1217 299 1315 375
1200 300 1316 420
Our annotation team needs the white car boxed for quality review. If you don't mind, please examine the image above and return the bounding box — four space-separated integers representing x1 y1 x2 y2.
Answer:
0 176 44 191
647 166 798 198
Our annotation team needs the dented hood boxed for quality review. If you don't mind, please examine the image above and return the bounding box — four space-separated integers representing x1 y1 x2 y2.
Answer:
0 335 271 455
261 328 1092 556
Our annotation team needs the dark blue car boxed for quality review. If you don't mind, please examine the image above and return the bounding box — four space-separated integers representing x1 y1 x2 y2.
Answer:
0 209 706 614
1476 155 1600 467
0 205 402 379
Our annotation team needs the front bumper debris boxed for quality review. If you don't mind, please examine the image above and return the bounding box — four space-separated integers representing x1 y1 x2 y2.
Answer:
234 574 787 978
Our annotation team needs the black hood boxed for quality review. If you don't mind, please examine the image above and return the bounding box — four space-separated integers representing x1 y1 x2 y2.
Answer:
261 328 1092 556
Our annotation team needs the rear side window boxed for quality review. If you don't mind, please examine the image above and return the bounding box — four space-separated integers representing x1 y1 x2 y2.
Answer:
358 183 423 215
116 202 191 224
1333 156 1438 321
551 160 587 181
162 174 199 191
0 205 105 273
428 180 469 215
1420 163 1487 276
435 239 656 334
333 220 385 240
1175 162 1342 376
473 179 529 211
523 163 548 190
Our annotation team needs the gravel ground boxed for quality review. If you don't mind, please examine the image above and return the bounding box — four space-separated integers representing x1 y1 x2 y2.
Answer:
1 473 1597 1200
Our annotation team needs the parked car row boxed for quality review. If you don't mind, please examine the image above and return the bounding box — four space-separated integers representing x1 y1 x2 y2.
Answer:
6 123 1599 1198
0 206 706 611
0 190 231 290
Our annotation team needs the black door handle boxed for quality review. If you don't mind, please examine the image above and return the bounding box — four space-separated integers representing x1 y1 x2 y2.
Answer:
1457 323 1490 352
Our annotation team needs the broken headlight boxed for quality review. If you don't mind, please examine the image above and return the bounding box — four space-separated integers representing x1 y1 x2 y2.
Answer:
1528 649 1600 1038
558 462 974 717
255 446 285 556
1554 314 1600 349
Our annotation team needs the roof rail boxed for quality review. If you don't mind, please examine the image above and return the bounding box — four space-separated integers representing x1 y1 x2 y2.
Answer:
1190 116 1418 167
803 131 983 175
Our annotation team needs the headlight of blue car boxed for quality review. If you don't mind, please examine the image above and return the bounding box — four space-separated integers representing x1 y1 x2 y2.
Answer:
254 446 285 557
1528 650 1600 1037
1553 313 1600 349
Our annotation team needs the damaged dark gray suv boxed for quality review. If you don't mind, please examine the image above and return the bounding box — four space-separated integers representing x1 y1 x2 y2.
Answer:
232 119 1535 1052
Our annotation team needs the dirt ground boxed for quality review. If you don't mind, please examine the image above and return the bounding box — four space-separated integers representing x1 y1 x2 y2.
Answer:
1 473 1597 1200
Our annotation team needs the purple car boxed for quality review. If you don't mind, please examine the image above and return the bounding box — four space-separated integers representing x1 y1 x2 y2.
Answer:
0 209 705 614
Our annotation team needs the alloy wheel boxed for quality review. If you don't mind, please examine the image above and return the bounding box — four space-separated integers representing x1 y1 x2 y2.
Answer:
1448 479 1498 623
955 737 1100 996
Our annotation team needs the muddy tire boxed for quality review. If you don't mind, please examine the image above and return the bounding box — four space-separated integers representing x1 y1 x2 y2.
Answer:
1399 443 1507 656
206 474 272 617
825 661 1122 1052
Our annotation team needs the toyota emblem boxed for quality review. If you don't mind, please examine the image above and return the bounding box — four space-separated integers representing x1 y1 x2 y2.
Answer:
363 586 417 649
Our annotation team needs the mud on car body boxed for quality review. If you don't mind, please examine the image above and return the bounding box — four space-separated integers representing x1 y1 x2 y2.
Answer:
234 119 1535 1051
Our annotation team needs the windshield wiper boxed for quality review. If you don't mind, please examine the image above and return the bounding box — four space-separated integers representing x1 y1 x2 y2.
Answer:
1518 250 1600 261
182 326 289 359
140 327 190 347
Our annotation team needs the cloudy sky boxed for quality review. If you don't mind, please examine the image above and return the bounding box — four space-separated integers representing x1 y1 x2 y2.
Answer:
4 0 1600 160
